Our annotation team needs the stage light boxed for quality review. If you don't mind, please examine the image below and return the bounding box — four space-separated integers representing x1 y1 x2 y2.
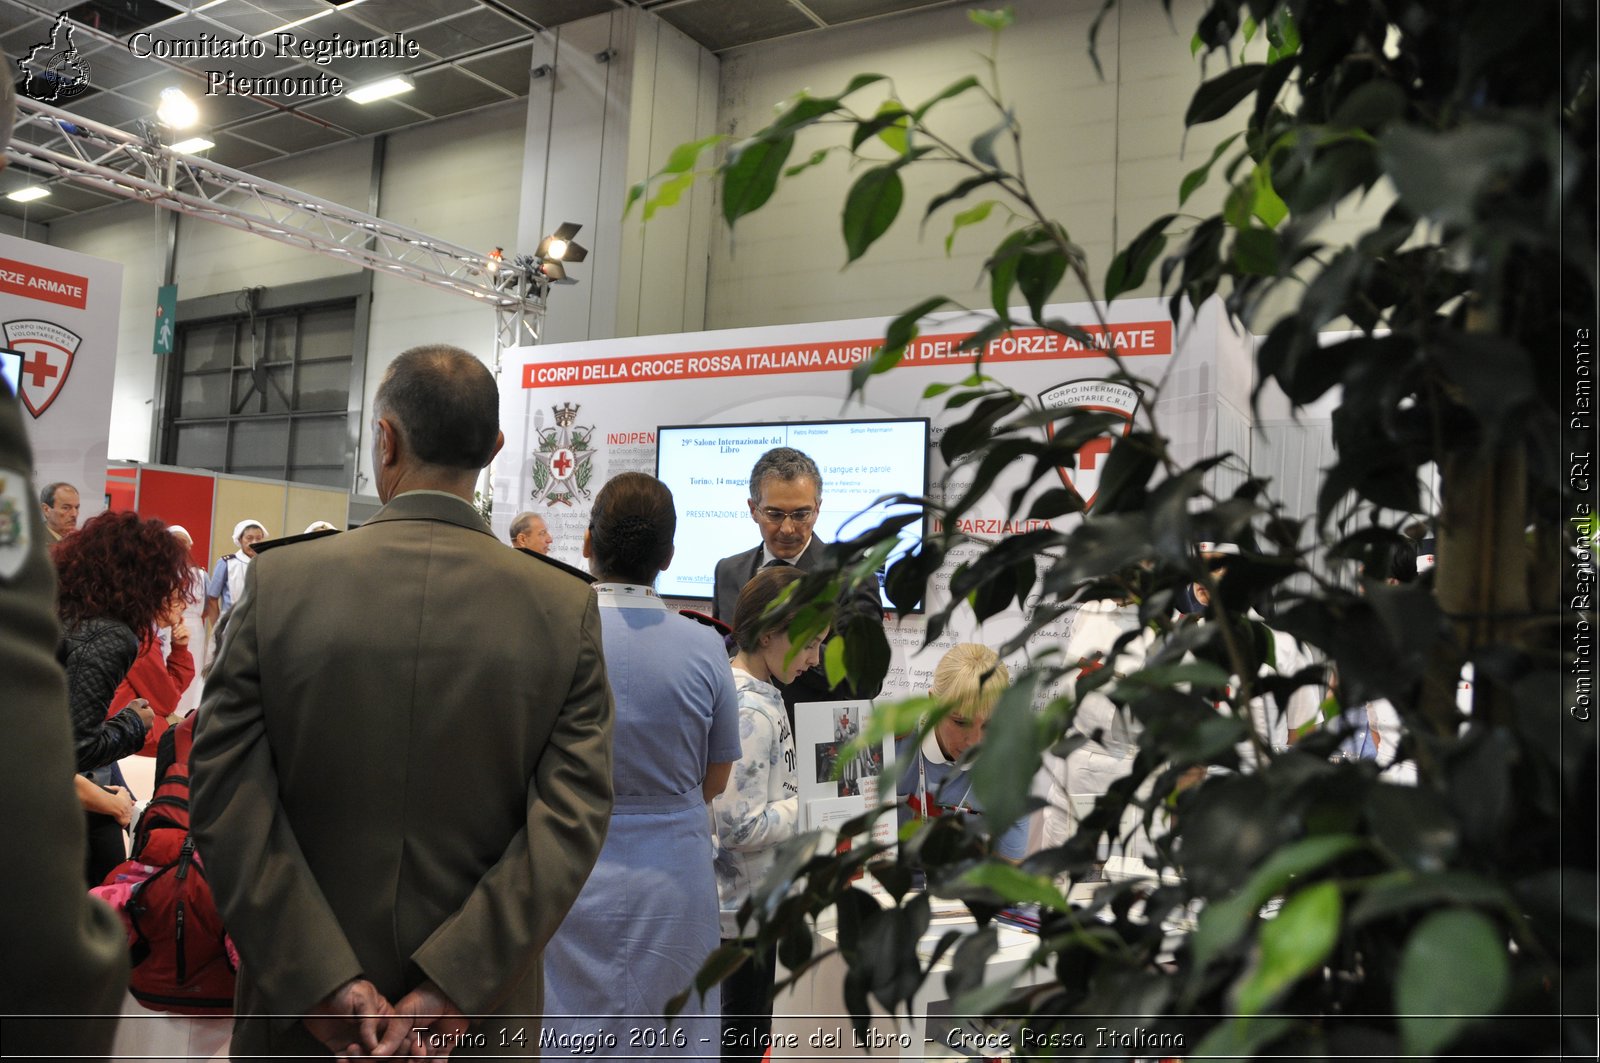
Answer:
171 136 215 154
536 222 588 265
349 75 415 104
7 186 51 202
157 87 200 129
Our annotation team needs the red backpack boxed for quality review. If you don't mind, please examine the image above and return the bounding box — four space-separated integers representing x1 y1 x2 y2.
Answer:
103 715 237 1014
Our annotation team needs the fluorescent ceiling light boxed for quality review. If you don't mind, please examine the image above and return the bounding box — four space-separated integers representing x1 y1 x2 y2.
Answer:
348 75 414 105
7 186 51 203
171 136 216 154
261 0 364 37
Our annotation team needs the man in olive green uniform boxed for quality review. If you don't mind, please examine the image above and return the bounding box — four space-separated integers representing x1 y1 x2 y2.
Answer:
0 56 128 1062
191 345 614 1057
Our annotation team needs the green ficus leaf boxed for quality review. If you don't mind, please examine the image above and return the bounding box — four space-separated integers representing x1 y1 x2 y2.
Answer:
623 179 647 217
1251 162 1288 226
1397 910 1510 1056
1179 132 1242 206
971 115 1013 169
1223 177 1257 230
1379 123 1531 227
1234 880 1343 1015
824 636 848 687
839 73 890 97
848 103 913 153
945 200 999 255
1253 54 1298 131
783 148 833 178
1105 213 1174 301
956 863 1070 911
722 137 794 226
883 296 952 353
843 165 905 262
641 172 696 222
693 943 751 998
968 7 1015 31
1233 227 1280 275
1332 81 1407 131
848 347 904 396
877 100 911 155
662 132 727 175
764 95 846 139
1189 834 1362 974
1015 238 1069 323
913 75 981 122
987 228 1031 318
924 174 1004 224
967 672 1046 840
1186 63 1266 126
1269 7 1300 54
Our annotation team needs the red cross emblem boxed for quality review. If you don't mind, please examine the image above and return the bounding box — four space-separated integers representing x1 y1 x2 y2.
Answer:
549 447 577 481
3 320 82 419
1038 378 1141 512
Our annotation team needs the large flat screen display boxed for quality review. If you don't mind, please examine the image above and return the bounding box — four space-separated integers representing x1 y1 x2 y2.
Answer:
655 418 929 607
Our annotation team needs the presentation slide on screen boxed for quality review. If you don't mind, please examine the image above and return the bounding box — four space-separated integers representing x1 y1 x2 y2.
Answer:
655 419 928 602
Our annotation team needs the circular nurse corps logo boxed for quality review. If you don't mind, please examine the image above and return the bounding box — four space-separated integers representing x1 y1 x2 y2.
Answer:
21 15 93 103
0 468 33 583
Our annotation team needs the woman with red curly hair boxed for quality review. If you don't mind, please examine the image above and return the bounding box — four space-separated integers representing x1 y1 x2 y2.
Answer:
53 509 194 883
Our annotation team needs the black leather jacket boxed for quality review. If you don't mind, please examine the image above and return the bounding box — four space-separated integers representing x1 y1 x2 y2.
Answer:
57 616 146 773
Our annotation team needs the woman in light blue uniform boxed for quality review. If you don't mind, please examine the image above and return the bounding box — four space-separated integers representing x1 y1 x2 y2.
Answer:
543 473 741 1058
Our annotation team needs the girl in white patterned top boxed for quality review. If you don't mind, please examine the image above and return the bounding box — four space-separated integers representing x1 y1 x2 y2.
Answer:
712 565 825 1063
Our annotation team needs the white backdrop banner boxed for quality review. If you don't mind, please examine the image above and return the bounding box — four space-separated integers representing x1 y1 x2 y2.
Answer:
0 234 123 521
498 297 1246 701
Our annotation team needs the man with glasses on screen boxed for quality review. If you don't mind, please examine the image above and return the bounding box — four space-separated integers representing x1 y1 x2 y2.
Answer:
713 446 882 715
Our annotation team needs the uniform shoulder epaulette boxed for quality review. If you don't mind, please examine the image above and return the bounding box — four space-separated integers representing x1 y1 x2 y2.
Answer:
251 528 339 555
517 547 596 584
678 608 732 637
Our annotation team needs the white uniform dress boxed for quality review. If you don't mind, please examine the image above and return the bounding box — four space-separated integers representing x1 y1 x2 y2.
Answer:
543 584 741 1058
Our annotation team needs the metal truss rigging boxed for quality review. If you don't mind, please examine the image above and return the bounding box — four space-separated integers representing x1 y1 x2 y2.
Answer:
5 97 548 351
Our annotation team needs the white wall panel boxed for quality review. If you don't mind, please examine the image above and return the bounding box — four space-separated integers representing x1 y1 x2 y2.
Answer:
43 206 167 461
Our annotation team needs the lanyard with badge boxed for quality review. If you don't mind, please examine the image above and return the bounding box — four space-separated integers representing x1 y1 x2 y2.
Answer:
915 729 975 818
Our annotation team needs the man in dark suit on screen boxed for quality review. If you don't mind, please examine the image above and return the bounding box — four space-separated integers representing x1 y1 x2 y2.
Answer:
712 446 883 712
191 345 614 1057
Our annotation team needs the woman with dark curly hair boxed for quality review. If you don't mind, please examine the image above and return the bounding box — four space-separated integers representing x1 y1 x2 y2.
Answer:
53 509 194 883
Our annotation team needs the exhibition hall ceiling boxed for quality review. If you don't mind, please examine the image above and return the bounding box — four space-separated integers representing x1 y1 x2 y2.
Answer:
0 0 962 223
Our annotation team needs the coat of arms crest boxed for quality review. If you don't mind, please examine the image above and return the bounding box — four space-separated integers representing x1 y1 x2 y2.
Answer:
531 402 597 506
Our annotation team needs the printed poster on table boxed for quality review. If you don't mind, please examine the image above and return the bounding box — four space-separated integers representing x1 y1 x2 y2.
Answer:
0 234 122 520
793 700 897 850
497 297 1247 706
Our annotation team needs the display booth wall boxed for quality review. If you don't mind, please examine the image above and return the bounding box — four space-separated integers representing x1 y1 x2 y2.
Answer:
0 234 122 519
105 461 349 570
498 297 1254 702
